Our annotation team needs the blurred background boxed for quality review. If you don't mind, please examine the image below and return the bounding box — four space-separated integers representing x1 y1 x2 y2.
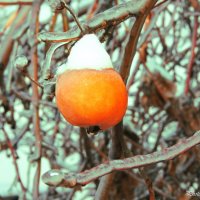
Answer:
0 0 200 199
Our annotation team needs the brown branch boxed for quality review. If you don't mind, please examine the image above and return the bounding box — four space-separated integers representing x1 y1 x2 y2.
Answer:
137 0 170 49
0 0 32 5
38 0 150 42
16 66 43 89
184 15 198 94
61 0 84 34
87 0 99 20
94 174 114 200
29 0 43 198
0 6 30 73
40 0 158 82
0 119 30 151
139 169 155 200
95 122 124 200
61 9 69 32
189 0 200 11
154 0 168 8
12 88 56 108
119 7 157 198
119 0 158 83
42 130 200 188
127 59 141 90
2 128 27 199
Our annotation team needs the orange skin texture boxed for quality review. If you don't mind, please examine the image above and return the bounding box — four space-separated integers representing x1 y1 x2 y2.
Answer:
56 68 128 130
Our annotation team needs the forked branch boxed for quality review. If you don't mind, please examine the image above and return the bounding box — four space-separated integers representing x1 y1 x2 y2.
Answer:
38 0 152 42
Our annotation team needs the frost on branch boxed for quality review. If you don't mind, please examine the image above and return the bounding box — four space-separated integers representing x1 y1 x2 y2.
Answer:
42 131 200 188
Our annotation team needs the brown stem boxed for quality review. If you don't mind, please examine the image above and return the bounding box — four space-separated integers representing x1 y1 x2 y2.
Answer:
87 0 99 20
119 3 157 197
17 67 43 89
0 0 32 5
49 1 158 198
139 169 155 200
95 122 124 200
61 0 84 34
2 128 27 199
94 174 114 200
0 6 30 74
61 8 69 31
184 15 198 94
119 0 158 83
29 0 43 198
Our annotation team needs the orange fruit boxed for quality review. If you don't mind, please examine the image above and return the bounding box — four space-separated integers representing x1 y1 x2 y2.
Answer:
55 34 128 130
56 68 128 130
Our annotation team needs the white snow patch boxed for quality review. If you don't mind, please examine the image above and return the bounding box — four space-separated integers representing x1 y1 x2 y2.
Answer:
162 121 178 139
57 34 113 74
64 152 81 171
0 146 50 196
39 2 52 24
73 183 95 200
147 57 174 81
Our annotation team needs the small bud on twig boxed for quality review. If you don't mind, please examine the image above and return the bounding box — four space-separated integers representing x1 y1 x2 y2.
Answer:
14 55 28 71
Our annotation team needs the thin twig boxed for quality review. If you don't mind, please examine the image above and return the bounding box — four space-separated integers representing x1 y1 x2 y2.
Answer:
12 88 57 108
42 131 200 188
38 0 149 42
17 67 43 89
61 0 84 34
87 0 99 20
119 0 158 83
0 6 30 73
95 122 124 200
154 0 168 8
2 127 27 199
139 169 155 200
184 15 198 94
0 0 32 5
29 0 43 198
61 8 69 31
120 10 157 199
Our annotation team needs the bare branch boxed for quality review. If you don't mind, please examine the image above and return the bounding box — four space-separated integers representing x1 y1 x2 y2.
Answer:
0 6 30 72
38 0 149 42
95 122 124 200
42 131 200 188
0 0 32 5
120 0 157 83
184 14 198 94
29 0 43 198
2 128 27 198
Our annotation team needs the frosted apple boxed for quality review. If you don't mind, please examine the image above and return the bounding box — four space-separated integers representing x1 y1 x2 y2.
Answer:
55 34 128 130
